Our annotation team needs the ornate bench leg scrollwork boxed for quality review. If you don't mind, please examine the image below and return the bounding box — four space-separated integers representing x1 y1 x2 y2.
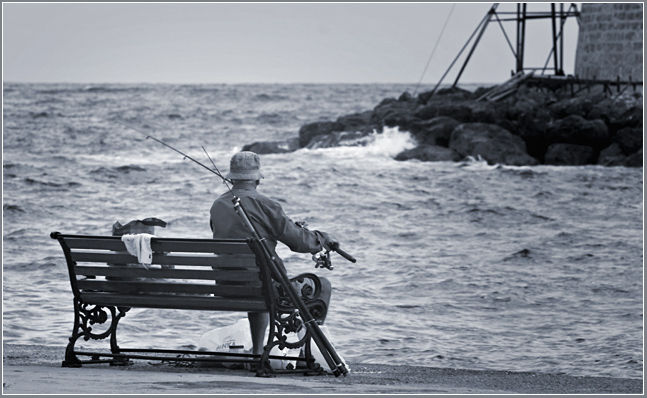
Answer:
260 273 328 375
62 297 130 367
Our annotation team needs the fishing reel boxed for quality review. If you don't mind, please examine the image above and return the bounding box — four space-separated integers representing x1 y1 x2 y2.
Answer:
313 250 334 271
312 241 357 271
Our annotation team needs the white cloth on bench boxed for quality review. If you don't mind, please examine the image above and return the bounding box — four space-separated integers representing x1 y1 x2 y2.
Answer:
121 233 154 267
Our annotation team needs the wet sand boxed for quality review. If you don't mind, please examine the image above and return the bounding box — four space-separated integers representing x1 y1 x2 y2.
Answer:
2 344 642 395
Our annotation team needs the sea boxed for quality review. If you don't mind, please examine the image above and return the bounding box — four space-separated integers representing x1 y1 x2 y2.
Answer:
2 82 643 379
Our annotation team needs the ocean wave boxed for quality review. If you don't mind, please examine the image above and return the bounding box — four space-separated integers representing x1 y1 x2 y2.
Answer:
23 178 81 189
3 204 25 213
297 127 417 158
457 155 502 170
252 93 289 102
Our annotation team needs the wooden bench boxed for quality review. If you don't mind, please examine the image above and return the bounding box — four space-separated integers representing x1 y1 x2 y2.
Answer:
50 232 329 376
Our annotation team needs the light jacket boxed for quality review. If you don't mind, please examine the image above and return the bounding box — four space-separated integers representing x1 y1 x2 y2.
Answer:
210 187 325 257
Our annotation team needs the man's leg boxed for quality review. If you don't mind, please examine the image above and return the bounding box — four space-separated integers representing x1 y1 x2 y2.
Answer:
247 311 269 356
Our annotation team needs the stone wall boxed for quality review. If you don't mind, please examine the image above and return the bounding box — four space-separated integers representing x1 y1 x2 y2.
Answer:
574 3 643 81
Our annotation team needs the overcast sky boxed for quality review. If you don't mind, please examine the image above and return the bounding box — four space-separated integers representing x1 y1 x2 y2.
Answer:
2 2 581 85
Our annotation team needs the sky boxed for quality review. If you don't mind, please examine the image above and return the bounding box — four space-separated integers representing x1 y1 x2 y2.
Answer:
2 2 582 85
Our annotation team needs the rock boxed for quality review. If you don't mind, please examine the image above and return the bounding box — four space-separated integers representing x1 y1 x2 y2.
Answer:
415 100 473 122
305 131 367 150
615 126 643 154
547 115 610 147
417 86 474 104
449 123 539 166
409 116 460 147
242 137 300 154
549 94 602 118
587 96 640 125
624 148 643 167
516 106 554 139
335 111 376 134
394 145 461 162
515 106 555 161
398 91 413 101
415 99 505 125
597 142 625 165
469 101 504 124
604 105 643 133
613 106 643 129
371 98 421 131
544 143 595 165
298 121 344 148
599 147 644 167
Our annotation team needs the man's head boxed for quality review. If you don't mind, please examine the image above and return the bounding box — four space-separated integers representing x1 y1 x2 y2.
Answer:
226 151 264 183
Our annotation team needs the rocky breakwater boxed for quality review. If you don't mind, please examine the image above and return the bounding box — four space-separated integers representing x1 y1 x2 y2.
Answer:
243 82 643 167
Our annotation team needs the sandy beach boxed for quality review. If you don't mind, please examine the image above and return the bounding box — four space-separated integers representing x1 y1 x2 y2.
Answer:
2 343 642 395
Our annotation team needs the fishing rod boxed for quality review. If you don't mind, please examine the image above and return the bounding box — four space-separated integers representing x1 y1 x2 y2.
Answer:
117 121 352 376
232 195 350 377
113 121 232 184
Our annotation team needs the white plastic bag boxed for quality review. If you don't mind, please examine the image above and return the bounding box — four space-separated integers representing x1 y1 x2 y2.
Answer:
197 318 252 368
198 318 300 370
199 318 252 352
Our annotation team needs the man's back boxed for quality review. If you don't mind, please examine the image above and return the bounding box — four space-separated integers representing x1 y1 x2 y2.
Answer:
210 185 325 255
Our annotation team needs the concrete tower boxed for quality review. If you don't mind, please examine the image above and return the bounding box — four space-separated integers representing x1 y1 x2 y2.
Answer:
574 3 643 81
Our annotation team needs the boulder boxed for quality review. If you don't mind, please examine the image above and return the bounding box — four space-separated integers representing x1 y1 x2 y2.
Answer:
615 126 643 154
623 148 643 167
305 131 367 150
587 95 641 126
514 106 555 161
298 121 344 148
546 115 610 147
409 116 460 147
549 94 602 118
544 143 595 165
371 98 421 131
243 137 299 154
417 86 475 104
335 110 376 134
415 100 473 122
516 106 554 140
415 99 504 125
598 146 643 167
469 101 504 124
611 106 643 130
394 144 461 162
597 142 625 166
449 123 539 166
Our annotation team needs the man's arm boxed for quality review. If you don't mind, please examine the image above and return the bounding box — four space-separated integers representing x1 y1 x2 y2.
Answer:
262 199 332 254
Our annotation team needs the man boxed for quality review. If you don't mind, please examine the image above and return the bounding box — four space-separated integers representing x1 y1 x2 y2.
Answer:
209 151 338 357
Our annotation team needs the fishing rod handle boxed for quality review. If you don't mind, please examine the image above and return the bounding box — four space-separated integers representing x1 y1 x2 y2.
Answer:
334 247 356 263
329 243 356 263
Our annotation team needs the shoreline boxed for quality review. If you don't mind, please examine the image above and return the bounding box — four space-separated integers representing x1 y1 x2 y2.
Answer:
2 343 642 395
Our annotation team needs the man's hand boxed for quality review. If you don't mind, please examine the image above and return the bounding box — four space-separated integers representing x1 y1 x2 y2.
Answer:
319 232 340 251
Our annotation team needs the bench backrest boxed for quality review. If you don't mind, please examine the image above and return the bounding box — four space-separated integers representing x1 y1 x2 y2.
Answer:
50 232 272 312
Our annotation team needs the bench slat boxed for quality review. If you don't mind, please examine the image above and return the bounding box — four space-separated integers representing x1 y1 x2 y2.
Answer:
71 252 257 268
151 240 252 254
62 236 252 254
75 266 260 282
79 292 268 311
76 280 263 296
